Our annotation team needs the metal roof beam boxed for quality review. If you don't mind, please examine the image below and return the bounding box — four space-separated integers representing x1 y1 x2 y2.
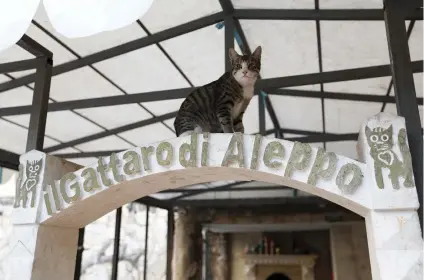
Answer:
233 8 423 21
381 20 416 112
159 185 291 193
135 196 173 210
7 61 421 153
43 111 177 153
257 60 423 90
51 132 366 159
0 58 38 74
171 196 343 211
0 87 195 116
290 133 358 143
2 85 423 118
384 0 423 235
0 12 226 93
0 9 421 93
17 34 53 57
272 89 423 104
0 149 19 170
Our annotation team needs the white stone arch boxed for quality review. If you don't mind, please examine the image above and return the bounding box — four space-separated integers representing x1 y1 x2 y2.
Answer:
1 112 422 280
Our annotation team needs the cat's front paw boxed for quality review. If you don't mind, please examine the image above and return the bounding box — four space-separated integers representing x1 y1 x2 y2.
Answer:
222 126 235 133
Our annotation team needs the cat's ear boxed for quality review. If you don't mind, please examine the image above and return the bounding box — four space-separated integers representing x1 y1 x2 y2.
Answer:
229 48 239 63
365 126 372 137
252 45 262 60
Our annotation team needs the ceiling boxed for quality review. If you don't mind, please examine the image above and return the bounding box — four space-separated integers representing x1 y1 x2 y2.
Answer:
0 0 422 203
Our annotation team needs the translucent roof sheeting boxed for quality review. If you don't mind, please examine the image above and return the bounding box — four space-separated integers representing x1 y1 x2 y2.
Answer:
0 0 422 203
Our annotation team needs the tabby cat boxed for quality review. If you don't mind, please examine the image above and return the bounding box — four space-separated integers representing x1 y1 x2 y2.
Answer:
174 46 262 137
365 125 415 189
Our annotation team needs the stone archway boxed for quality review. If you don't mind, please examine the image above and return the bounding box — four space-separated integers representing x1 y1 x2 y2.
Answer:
1 112 422 280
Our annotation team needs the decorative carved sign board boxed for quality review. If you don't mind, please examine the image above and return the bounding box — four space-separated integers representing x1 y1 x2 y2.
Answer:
6 112 423 280
13 133 371 226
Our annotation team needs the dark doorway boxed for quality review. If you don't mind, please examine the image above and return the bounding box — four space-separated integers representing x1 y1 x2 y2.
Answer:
265 272 291 280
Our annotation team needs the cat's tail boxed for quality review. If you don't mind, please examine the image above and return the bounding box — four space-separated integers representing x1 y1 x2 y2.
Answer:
173 117 181 137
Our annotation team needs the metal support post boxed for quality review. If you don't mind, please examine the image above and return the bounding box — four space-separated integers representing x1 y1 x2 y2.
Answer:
259 94 266 135
166 209 174 280
73 228 85 280
26 56 52 152
384 0 423 235
111 207 122 280
224 16 234 72
143 205 150 279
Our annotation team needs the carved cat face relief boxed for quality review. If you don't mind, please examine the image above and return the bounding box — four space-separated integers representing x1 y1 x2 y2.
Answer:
365 125 393 151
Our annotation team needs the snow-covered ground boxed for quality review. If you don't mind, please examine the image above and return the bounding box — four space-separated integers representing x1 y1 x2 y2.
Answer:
0 169 168 280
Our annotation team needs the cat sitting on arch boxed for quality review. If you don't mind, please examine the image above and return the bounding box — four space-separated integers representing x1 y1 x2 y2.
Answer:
365 125 415 190
174 46 262 137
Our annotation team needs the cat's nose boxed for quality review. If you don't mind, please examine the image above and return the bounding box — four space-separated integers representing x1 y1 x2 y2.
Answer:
242 70 248 75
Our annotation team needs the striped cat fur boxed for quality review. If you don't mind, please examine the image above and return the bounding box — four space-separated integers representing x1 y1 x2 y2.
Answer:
174 46 262 137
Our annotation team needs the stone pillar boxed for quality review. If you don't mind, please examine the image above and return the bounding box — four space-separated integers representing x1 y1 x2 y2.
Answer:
330 222 372 280
172 207 202 280
365 211 423 280
209 232 229 280
357 112 423 280
0 150 81 280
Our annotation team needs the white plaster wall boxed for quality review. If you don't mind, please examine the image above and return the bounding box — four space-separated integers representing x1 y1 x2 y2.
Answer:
0 176 168 280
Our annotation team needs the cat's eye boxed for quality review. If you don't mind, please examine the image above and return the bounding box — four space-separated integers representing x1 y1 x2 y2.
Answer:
370 135 378 142
381 134 389 141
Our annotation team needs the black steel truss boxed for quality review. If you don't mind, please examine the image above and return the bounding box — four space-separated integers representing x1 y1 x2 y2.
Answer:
0 6 421 161
0 4 423 276
232 8 423 21
6 57 421 157
171 196 348 212
0 2 421 205
384 0 423 235
0 58 38 74
0 12 226 93
43 111 176 153
51 132 362 159
0 8 421 93
31 20 175 146
314 0 326 149
1 86 422 117
380 20 417 112
0 148 19 170
160 185 291 194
